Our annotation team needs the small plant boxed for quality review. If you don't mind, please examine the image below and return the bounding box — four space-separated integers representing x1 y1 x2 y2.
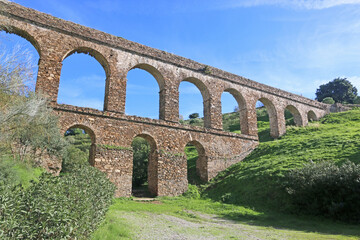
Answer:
203 65 212 75
183 184 200 199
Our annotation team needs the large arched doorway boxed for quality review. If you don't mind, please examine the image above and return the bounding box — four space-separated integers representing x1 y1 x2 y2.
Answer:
125 64 164 119
308 110 318 122
284 105 303 127
131 134 158 197
58 48 108 110
179 77 210 127
184 140 207 184
221 89 248 134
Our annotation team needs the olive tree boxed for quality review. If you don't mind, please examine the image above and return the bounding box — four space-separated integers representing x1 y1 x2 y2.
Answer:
0 30 67 162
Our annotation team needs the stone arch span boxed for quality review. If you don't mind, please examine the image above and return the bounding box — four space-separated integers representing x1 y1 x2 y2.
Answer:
180 77 211 127
127 63 166 120
62 47 110 78
0 25 41 57
308 110 318 121
285 105 303 126
132 133 159 196
222 88 249 135
257 97 279 138
59 47 109 110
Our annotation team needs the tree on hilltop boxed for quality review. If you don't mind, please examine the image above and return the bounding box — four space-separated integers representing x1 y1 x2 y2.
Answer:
316 78 358 104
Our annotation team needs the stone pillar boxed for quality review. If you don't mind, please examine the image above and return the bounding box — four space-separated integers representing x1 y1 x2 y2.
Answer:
204 96 222 130
104 71 126 113
93 145 133 197
239 104 251 135
196 153 209 182
276 109 286 138
35 58 62 102
159 85 179 122
156 150 188 196
246 102 259 136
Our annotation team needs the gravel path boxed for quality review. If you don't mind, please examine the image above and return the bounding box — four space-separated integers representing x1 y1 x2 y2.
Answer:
118 211 304 240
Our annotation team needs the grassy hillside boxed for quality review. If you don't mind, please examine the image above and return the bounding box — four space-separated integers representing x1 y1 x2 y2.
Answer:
202 109 360 211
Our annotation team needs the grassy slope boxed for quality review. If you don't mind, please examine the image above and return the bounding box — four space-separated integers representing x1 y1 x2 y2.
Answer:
203 109 360 210
93 109 360 239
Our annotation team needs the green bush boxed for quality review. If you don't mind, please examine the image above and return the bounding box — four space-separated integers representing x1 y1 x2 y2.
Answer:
322 97 335 104
183 184 200 199
284 161 360 223
0 163 115 239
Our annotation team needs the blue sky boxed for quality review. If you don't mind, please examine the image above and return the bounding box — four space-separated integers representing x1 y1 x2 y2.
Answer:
2 0 360 119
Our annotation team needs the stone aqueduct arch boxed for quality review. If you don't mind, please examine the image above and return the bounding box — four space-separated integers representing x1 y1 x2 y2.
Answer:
0 1 329 197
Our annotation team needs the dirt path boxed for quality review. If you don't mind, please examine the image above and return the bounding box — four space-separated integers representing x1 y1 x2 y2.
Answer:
118 211 341 240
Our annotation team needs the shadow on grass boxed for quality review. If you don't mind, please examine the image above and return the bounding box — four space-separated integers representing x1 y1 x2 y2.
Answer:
216 207 360 237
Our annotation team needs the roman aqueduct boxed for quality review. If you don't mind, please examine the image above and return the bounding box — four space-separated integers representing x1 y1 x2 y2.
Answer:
0 1 329 197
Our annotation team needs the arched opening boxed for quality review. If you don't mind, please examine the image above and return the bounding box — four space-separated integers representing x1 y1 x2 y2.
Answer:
131 134 158 197
256 98 277 142
58 48 108 111
184 140 207 184
179 78 210 127
125 64 164 119
0 27 40 93
221 89 248 133
63 125 96 171
284 105 303 127
308 110 318 122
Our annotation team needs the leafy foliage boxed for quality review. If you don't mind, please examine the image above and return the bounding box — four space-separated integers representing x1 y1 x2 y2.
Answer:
284 161 360 223
62 128 92 169
132 137 150 187
189 113 199 119
183 184 201 199
316 77 358 103
0 164 115 239
0 40 67 163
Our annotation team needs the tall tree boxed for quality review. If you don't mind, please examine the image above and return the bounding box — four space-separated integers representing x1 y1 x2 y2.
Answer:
316 78 358 104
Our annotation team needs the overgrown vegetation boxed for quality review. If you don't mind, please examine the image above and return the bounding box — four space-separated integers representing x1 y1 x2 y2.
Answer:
203 109 360 222
285 161 360 223
0 164 115 239
0 34 115 239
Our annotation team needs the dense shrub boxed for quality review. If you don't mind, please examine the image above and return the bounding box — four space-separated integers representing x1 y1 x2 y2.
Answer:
284 161 360 223
0 163 115 239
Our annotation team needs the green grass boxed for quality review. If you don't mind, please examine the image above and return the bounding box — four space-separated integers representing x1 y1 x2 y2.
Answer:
203 109 360 210
92 197 360 239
